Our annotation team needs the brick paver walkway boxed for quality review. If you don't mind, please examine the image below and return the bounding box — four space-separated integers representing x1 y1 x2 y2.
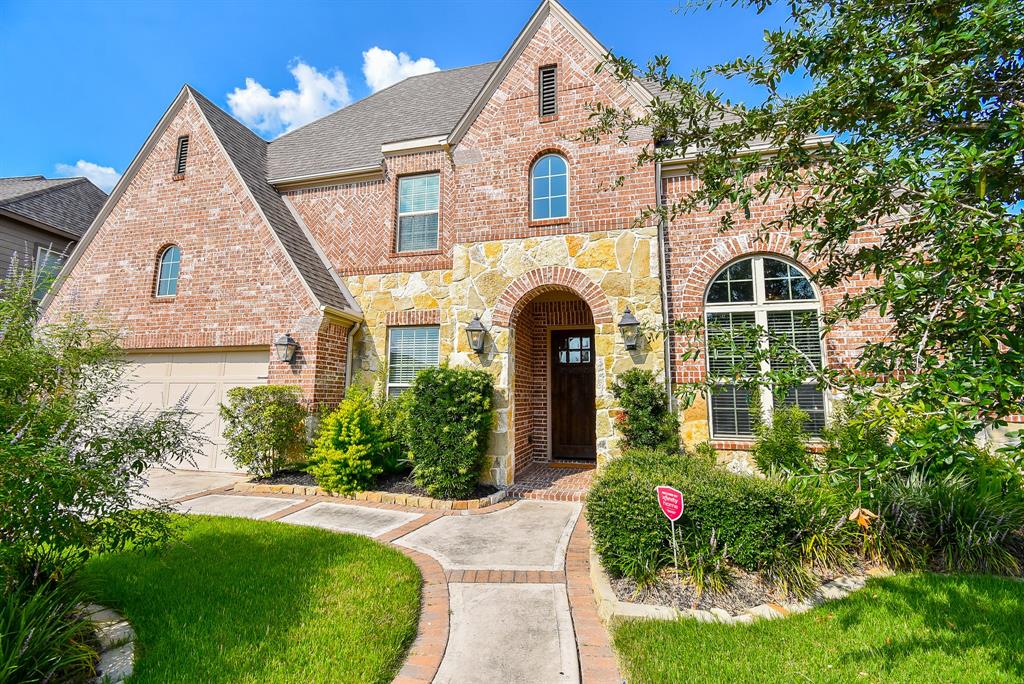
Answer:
169 486 620 683
506 463 595 502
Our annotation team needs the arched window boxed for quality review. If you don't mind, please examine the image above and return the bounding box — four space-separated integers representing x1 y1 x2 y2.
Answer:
704 255 825 438
155 245 181 297
530 153 568 220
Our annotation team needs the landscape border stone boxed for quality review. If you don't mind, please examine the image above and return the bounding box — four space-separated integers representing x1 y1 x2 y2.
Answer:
82 603 135 684
589 546 891 626
233 480 507 510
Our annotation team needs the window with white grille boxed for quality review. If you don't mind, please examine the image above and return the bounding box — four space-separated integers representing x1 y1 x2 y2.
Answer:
539 65 557 117
704 256 825 438
33 246 66 300
387 326 440 396
396 174 439 252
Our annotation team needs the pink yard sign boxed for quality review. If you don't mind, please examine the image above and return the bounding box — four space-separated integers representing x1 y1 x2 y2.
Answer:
656 486 684 521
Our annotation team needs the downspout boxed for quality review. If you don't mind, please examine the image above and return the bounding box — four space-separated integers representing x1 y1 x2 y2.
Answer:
344 324 357 391
655 159 674 408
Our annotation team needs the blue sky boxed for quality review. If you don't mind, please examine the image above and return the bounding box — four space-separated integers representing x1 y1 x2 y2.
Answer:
0 0 797 192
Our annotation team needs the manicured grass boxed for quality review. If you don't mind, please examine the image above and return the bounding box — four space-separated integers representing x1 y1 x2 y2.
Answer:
614 573 1024 684
77 515 421 684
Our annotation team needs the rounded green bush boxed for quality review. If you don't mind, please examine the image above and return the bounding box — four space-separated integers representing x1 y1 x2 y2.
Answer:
406 365 495 499
308 388 390 494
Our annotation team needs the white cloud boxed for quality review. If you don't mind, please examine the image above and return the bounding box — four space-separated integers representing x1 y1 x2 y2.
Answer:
362 47 439 93
55 160 120 193
227 61 351 138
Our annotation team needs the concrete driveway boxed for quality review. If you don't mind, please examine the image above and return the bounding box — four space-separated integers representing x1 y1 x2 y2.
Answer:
142 468 246 502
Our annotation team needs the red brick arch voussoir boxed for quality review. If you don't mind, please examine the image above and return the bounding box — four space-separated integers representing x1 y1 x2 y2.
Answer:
492 267 614 327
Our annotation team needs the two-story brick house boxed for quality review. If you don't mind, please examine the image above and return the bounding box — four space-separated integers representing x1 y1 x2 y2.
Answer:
43 0 884 480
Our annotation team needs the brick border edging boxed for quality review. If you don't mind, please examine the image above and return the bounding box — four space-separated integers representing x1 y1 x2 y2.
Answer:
389 546 450 684
565 516 622 684
234 481 507 511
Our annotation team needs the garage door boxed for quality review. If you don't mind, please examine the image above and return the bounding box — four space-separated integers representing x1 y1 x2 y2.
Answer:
123 349 269 472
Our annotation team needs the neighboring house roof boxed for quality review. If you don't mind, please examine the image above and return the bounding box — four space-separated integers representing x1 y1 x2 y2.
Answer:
189 88 359 315
0 176 106 239
267 62 498 183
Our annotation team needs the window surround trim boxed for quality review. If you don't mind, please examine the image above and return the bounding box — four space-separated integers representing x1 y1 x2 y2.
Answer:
394 171 441 255
385 324 441 396
702 254 828 440
529 151 570 222
154 244 181 299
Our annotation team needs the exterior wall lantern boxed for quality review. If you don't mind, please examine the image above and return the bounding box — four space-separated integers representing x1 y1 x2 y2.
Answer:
273 333 298 363
465 315 488 353
618 308 641 350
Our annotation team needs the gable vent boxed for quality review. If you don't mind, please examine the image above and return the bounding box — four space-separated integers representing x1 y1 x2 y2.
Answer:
539 65 557 117
175 136 190 175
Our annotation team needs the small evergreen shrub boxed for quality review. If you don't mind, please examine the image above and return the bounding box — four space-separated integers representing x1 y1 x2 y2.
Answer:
407 365 495 499
751 405 813 476
586 450 809 585
611 369 679 453
220 385 308 478
308 387 390 494
375 388 412 474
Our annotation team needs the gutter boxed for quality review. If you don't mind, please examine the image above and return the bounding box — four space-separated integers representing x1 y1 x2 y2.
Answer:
655 159 673 408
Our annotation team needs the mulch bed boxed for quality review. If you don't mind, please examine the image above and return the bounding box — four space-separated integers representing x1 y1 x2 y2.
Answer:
612 561 867 613
376 472 500 501
253 470 500 502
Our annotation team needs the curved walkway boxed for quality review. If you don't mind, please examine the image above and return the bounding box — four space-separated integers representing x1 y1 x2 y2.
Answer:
168 487 619 683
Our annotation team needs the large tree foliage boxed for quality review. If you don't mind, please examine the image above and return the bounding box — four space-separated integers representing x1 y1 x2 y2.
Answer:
586 0 1024 464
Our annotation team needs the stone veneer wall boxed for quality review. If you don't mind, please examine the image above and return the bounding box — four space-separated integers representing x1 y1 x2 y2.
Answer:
343 225 665 486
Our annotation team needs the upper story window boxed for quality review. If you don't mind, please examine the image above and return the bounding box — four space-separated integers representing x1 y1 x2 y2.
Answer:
530 154 568 221
387 325 440 397
538 65 557 117
396 173 439 252
33 246 66 300
704 256 825 438
174 136 190 176
155 245 181 297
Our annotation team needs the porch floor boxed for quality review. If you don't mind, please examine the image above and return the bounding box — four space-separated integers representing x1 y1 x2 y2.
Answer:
506 462 595 502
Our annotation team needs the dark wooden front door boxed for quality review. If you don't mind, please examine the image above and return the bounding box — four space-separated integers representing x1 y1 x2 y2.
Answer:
550 329 596 461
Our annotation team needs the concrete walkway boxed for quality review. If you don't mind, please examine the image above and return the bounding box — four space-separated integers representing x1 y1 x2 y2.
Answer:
166 488 615 683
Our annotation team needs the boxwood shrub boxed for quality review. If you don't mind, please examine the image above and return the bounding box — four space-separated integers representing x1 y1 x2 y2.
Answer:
407 365 495 499
586 450 805 583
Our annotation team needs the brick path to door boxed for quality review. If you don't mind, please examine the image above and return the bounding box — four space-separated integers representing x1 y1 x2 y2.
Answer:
167 475 620 684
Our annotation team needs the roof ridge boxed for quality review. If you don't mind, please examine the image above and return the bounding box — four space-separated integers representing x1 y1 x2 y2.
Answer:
0 177 86 207
272 60 499 144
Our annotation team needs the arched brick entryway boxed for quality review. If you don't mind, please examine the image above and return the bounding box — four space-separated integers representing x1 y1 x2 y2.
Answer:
497 268 608 482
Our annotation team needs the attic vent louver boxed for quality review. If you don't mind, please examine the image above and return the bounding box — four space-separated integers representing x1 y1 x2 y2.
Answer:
175 136 190 175
539 65 557 117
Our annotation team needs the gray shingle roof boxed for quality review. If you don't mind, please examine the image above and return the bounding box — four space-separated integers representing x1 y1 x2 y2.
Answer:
189 88 357 313
267 62 498 181
0 176 106 237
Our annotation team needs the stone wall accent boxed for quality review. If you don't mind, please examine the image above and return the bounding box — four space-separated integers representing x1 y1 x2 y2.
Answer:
343 226 665 486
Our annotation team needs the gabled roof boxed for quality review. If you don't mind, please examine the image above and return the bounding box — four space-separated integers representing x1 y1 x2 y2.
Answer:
189 88 359 315
267 62 497 183
0 176 106 238
43 86 361 320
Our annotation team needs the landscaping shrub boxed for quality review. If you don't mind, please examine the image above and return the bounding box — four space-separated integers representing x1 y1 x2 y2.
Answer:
611 369 679 453
0 268 202 589
308 387 392 494
867 471 1024 574
0 579 95 684
219 385 308 478
586 450 814 587
406 365 495 499
374 386 412 475
751 405 813 476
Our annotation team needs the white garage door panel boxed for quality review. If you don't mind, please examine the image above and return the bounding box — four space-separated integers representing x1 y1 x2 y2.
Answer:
123 349 269 472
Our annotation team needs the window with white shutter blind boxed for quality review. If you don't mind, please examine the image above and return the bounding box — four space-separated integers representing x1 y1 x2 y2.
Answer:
387 326 440 396
704 256 826 438
539 65 557 117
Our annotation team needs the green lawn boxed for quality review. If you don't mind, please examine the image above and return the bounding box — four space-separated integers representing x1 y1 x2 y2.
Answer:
76 515 421 684
614 573 1024 684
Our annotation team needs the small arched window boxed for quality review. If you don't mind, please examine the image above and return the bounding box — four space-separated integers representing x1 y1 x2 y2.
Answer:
704 255 825 438
155 245 181 297
530 153 568 221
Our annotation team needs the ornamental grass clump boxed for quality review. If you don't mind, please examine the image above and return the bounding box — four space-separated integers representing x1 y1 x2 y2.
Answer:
406 365 495 499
